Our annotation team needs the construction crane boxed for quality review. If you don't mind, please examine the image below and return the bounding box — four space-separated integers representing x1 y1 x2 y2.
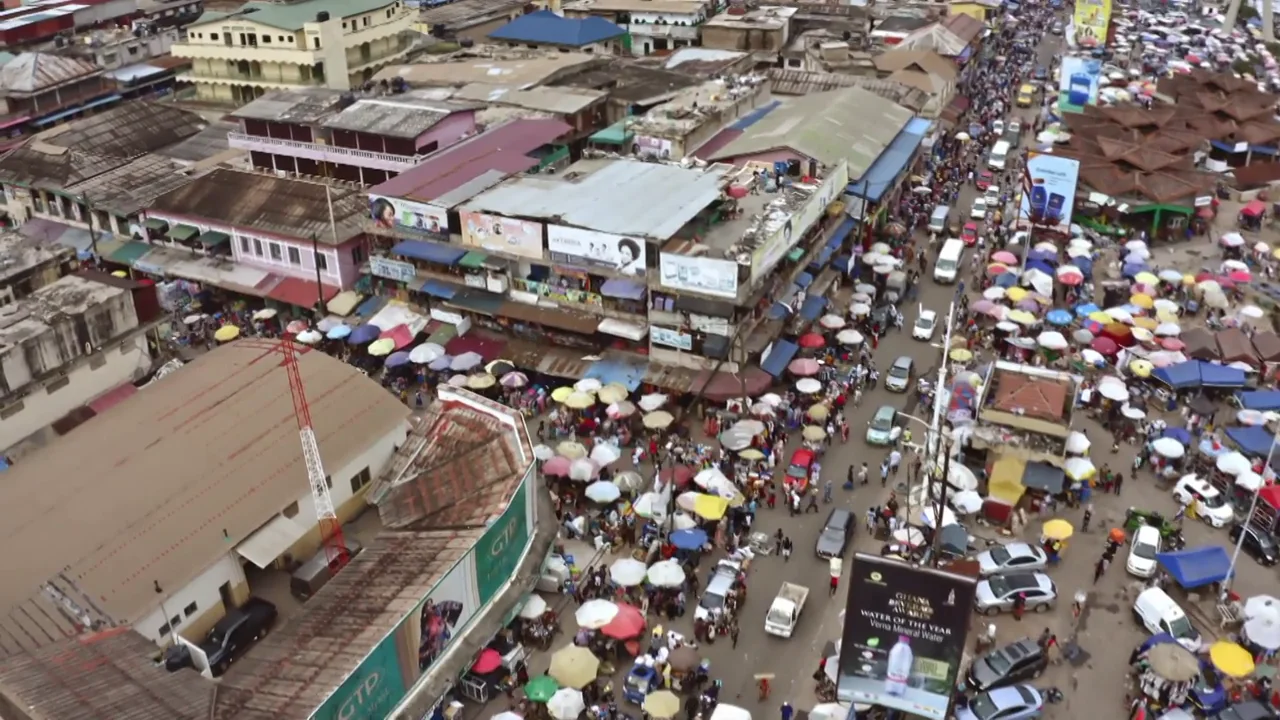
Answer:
241 336 349 571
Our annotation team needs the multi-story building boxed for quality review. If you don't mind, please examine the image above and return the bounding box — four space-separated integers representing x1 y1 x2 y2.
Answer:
52 26 181 71
228 87 481 185
172 0 416 105
563 0 716 56
0 52 120 150
0 230 77 307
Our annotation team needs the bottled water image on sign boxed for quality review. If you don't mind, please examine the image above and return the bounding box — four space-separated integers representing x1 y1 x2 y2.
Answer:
884 635 913 696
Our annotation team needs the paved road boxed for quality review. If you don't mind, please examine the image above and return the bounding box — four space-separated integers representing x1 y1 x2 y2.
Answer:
474 23 1280 720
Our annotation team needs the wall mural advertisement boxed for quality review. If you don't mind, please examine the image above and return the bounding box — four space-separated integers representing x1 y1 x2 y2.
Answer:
370 194 449 236
837 554 977 720
1057 56 1103 113
474 473 533 603
460 211 545 260
633 135 674 160
751 160 849 282
1072 0 1111 48
1018 154 1081 234
547 225 648 277
659 253 740 299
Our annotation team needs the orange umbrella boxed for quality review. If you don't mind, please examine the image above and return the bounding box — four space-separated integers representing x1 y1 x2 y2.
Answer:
600 603 646 639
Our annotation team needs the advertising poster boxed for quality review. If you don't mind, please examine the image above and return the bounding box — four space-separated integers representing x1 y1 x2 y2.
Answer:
474 475 533 603
370 194 449 236
547 225 648 277
752 161 850 282
460 211 545 260
837 554 977 720
1073 0 1111 48
658 253 740 299
1018 154 1081 234
1057 56 1102 113
633 135 674 159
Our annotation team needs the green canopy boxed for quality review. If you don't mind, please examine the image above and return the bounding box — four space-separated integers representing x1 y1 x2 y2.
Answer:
524 675 560 702
143 217 169 231
168 224 198 241
458 250 487 269
108 241 151 266
196 230 230 246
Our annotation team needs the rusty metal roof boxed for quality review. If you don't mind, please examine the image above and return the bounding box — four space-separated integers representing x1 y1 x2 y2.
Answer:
0 53 100 95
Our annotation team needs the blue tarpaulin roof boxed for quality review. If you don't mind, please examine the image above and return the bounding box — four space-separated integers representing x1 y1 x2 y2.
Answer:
730 101 782 131
1238 390 1280 411
845 117 931 203
420 279 459 299
1156 546 1233 589
799 293 827 322
1200 361 1247 387
795 272 814 289
583 357 648 391
761 339 799 377
392 240 466 265
1225 426 1278 459
489 9 624 45
1153 360 1247 389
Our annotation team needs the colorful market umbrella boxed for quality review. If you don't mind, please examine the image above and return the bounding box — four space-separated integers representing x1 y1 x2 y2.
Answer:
551 386 574 403
797 332 826 349
600 603 646 640
1042 519 1075 540
473 648 503 674
549 645 601 688
214 325 241 342
524 676 560 702
1209 641 1255 678
368 338 395 356
789 358 821 376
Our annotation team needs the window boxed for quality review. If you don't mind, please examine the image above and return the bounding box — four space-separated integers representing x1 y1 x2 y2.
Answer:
350 467 371 493
262 34 271 43
362 16 370 26
128 45 139 55
287 246 301 265
158 622 171 636
351 245 366 264
46 377 70 394
313 36 320 48
0 401 23 419
184 601 198 617
325 475 333 489
269 243 282 261
282 501 300 518
210 32 219 41
280 35 287 42
240 237 250 254
315 251 328 271
89 355 106 370
342 21 347 28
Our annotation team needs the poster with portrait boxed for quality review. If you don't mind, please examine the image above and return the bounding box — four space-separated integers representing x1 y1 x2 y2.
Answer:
547 225 648 277
369 194 449 236
460 211 545 260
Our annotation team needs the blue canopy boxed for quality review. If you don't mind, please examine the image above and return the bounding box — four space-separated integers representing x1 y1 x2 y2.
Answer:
670 528 708 550
1200 361 1246 388
584 357 649 391
1122 262 1148 278
1156 546 1232 589
1161 427 1192 444
1225 426 1275 457
1026 259 1055 275
391 240 466 265
1152 361 1201 390
1026 250 1058 265
761 339 800 377
799 294 828 322
1238 390 1280 411
1070 257 1093 278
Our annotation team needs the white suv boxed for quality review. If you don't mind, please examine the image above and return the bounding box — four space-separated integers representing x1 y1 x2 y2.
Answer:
1172 475 1234 528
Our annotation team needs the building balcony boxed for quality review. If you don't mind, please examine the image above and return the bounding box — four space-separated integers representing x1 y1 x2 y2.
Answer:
180 72 326 89
227 131 424 172
171 43 322 66
624 22 701 40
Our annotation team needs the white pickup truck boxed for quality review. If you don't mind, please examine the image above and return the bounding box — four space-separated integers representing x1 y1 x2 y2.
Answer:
764 582 809 638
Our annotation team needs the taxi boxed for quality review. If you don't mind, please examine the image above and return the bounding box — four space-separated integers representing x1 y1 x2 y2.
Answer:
1017 84 1036 107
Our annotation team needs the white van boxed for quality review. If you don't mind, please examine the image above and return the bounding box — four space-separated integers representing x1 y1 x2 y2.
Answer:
933 238 965 283
928 205 951 234
988 140 1011 170
1133 587 1202 652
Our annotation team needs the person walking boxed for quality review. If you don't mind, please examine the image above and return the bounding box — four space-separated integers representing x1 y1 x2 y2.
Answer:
1081 503 1093 532
782 536 793 562
1012 592 1026 621
1093 556 1109 584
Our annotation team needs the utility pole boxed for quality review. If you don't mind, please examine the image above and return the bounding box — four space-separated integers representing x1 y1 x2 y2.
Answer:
1224 0 1244 37
928 301 958 564
1223 428 1278 599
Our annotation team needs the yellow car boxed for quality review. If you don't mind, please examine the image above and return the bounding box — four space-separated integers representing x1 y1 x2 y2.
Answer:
1017 84 1035 107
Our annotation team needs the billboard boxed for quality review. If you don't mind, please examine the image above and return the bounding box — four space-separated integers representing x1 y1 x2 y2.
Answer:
634 135 674 159
658 253 740 299
1073 0 1111 48
1057 56 1103 113
751 160 850 281
837 555 977 720
460 211 545 259
547 225 648 277
370 195 449 236
474 473 533 603
1019 154 1081 234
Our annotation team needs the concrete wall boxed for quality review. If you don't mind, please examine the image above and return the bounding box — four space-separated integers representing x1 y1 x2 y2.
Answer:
134 553 250 645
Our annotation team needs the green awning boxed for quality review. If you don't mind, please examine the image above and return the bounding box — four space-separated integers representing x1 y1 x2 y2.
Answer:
168 224 198 241
786 247 805 262
197 230 230 246
427 324 458 346
590 121 632 145
143 218 168 231
458 251 487 269
108 240 151 266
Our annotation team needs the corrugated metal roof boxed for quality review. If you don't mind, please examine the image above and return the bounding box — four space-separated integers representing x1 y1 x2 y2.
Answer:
231 88 346 123
321 95 469 139
452 83 607 115
64 154 196 215
489 9 625 46
0 53 99 94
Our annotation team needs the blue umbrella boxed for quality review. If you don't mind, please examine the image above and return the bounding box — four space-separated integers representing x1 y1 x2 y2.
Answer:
386 351 411 368
1075 302 1100 317
1122 262 1148 278
1071 257 1094 278
1162 427 1192 444
326 324 351 340
1025 259 1054 276
1046 309 1072 326
670 528 707 550
428 355 453 371
995 273 1017 288
348 324 380 345
1027 250 1058 265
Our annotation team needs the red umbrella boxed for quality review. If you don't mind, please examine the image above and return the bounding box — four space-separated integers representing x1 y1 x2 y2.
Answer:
789 358 821 376
1160 338 1186 351
543 456 572 477
1228 270 1252 283
1194 271 1214 282
658 465 694 487
473 648 502 674
601 603 646 639
797 332 826 349
1091 336 1119 355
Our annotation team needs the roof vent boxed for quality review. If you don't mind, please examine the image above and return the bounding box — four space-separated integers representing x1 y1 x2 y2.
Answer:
316 10 330 21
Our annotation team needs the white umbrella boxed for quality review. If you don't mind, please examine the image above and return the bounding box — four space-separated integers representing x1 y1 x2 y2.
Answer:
585 481 622 503
296 329 323 345
569 458 599 482
183 313 207 324
837 329 864 345
1238 409 1268 426
850 302 871 316
983 287 1007 300
758 392 783 406
410 343 446 364
1217 451 1252 476
1125 239 1149 253
1154 322 1181 337
638 393 668 412
548 688 587 720
672 513 698 530
590 444 622 467
947 463 979 491
796 378 822 394
574 378 603 393
575 599 619 629
252 308 278 320
633 492 666 519
1237 471 1263 492
1245 605 1280 651
952 490 984 514
1098 379 1130 402
1105 307 1133 323
733 418 766 436
451 351 484 371
694 467 731 489
1152 437 1185 459
819 314 846 329
519 594 548 619
647 559 686 587
1158 269 1184 282
892 527 925 545
1241 305 1265 319
1245 595 1280 619
1081 348 1105 365
494 712 524 720
921 506 957 529
534 444 556 461
613 471 644 492
1204 292 1230 309
1065 431 1091 455
851 292 872 303
1036 331 1068 350
1121 404 1146 420
609 558 648 587
1064 456 1096 481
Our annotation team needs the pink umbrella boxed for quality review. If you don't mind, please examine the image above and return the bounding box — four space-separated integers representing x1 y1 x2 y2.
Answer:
1058 272 1083 286
987 264 1012 276
789 358 821 376
982 304 1008 320
1160 338 1185 351
543 456 572 476
1228 270 1252 283
991 251 1018 265
972 299 996 313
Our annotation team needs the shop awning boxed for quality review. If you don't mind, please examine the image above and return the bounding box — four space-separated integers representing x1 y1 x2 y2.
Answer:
197 230 230 246
236 514 304 570
268 277 339 308
798 293 827 322
600 277 647 300
583 356 649 391
167 224 199 242
597 318 648 341
327 290 362 317
674 294 735 318
794 272 814 289
356 294 387 318
445 334 508 361
142 217 168 231
760 339 799 378
108 240 151 266
1021 462 1065 494
458 251 488 269
1155 546 1232 589
448 290 505 316
1238 390 1280 411
426 323 458 346
420 279 459 299
988 456 1027 504
498 301 601 335
380 324 415 349
392 240 466 265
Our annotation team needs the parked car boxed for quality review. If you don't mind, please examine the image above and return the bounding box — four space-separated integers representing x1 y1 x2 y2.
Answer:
1172 475 1234 527
976 543 1048 576
957 685 1046 720
816 508 855 559
165 597 278 676
1127 524 1162 578
1210 701 1276 720
866 405 899 446
970 197 989 220
885 356 913 393
975 573 1057 615
1133 587 1202 652
1229 524 1279 566
966 639 1048 692
912 309 938 340
975 170 995 191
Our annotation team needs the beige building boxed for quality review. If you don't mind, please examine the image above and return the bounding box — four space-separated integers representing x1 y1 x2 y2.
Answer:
700 6 797 53
872 48 957 118
172 0 416 105
563 0 714 56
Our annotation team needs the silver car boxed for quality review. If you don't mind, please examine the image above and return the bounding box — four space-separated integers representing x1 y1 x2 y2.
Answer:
976 543 1049 577
885 356 913 393
974 572 1057 616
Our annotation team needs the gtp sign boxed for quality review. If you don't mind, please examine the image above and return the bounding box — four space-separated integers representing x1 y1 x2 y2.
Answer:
312 639 406 720
473 476 531 603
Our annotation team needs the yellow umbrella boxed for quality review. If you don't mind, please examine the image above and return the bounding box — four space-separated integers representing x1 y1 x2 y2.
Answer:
214 325 240 342
1042 519 1074 540
807 404 830 421
557 441 588 459
548 645 600 688
368 338 395 356
1007 310 1037 325
1133 272 1160 286
739 448 765 460
1131 327 1154 343
111 270 127 278
1209 641 1255 678
644 690 681 718
467 373 497 389
950 348 974 362
564 391 596 409
1088 311 1112 324
1006 287 1029 302
1156 309 1179 323
598 383 629 405
643 411 675 429
1182 273 1196 285
1130 293 1154 309
1273 248 1280 261
1129 360 1154 378
692 494 729 520
803 425 826 441
1132 316 1158 330
551 386 575 403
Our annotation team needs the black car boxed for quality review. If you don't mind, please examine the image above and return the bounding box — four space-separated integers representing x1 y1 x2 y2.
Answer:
816 508 855 559
966 639 1048 692
1229 525 1279 566
1211 701 1276 720
164 597 278 676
